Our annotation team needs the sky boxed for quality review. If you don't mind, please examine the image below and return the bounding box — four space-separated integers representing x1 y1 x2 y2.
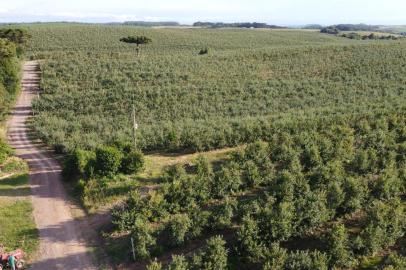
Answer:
0 0 405 25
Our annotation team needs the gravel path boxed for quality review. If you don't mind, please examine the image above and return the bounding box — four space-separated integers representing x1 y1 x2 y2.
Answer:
6 61 96 270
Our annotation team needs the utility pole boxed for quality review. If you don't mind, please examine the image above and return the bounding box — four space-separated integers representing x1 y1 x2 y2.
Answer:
132 103 138 149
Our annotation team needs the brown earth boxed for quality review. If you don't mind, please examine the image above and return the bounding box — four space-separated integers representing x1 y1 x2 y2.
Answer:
6 61 96 270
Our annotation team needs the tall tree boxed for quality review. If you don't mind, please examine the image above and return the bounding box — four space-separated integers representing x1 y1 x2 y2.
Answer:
120 36 152 56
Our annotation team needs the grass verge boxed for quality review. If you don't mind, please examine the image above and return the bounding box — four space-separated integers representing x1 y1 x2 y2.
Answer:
0 158 39 259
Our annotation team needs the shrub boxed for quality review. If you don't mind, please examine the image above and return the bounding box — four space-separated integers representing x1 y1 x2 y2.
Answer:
360 200 406 255
62 149 96 180
237 215 267 263
165 213 192 247
146 259 162 270
263 243 288 270
285 250 328 270
95 146 123 176
212 162 242 198
382 254 406 269
199 48 209 55
192 236 228 270
243 160 262 188
81 178 108 209
120 149 145 174
167 255 189 270
0 139 13 164
131 217 156 260
210 196 237 230
164 164 186 183
328 223 353 268
187 204 210 238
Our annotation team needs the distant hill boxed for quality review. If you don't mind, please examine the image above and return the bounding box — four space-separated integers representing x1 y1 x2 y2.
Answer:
193 22 286 29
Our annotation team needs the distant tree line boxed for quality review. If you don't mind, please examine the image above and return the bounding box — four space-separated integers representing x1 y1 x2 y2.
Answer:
0 28 30 163
193 22 286 29
302 24 323 29
330 24 381 32
320 26 402 40
340 32 401 40
121 21 180 27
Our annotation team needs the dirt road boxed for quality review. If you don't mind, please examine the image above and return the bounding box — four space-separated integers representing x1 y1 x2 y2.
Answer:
6 61 96 270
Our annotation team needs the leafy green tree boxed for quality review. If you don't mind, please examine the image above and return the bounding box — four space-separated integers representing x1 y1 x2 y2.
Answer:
243 141 270 165
372 166 402 200
62 149 96 180
361 200 406 255
263 243 288 270
302 143 323 169
212 162 242 198
147 259 162 270
382 254 406 269
0 38 19 98
163 170 212 212
131 217 156 260
210 196 237 229
193 155 213 203
95 146 123 176
164 164 186 183
195 155 213 178
237 214 266 263
326 181 345 213
187 203 210 238
295 190 330 231
120 36 152 56
243 160 263 188
261 200 295 242
272 170 295 201
120 149 145 174
168 255 189 270
0 28 30 55
342 176 367 213
311 251 329 270
285 250 313 269
0 38 16 58
166 213 191 247
0 29 31 45
328 223 353 268
285 250 328 270
197 236 228 270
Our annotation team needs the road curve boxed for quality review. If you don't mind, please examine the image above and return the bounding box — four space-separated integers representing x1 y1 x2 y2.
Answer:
6 61 96 270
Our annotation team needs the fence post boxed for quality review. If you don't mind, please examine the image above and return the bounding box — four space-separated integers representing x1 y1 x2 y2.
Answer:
131 237 136 261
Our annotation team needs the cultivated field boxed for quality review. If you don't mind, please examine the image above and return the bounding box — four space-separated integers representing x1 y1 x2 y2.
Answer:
28 25 406 152
25 24 406 269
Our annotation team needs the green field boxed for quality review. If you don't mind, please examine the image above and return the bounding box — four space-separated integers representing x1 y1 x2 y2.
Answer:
27 25 406 152
23 24 406 269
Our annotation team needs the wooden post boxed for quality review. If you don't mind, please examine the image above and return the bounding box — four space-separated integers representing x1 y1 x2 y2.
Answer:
131 237 136 261
132 104 138 149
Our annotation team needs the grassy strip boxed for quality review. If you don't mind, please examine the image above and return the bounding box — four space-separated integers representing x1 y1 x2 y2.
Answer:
0 163 38 259
81 147 237 212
